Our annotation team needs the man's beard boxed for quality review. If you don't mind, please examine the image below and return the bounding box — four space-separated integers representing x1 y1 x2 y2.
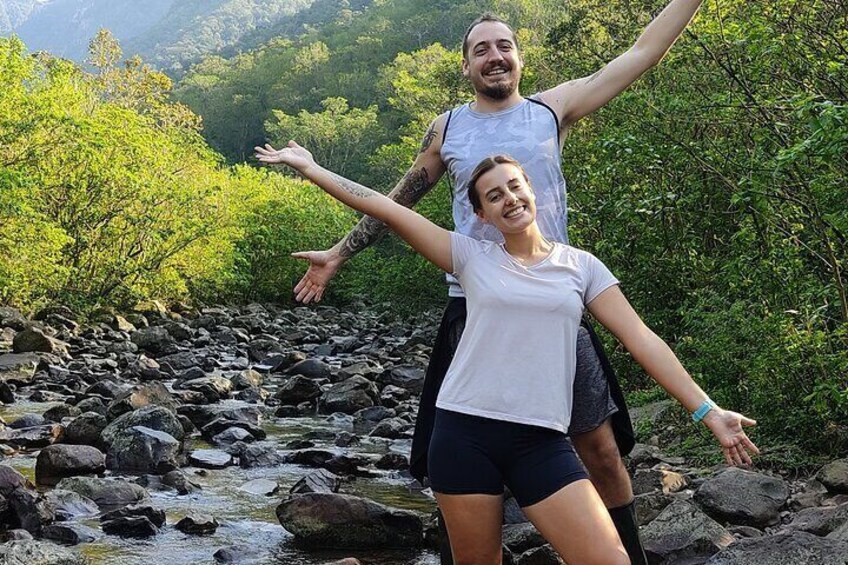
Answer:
472 66 520 100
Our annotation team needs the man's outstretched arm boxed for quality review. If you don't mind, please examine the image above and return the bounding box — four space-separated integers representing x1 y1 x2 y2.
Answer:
289 114 448 303
541 0 703 128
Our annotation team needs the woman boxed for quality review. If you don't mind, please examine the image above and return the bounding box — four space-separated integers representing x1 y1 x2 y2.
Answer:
256 142 759 565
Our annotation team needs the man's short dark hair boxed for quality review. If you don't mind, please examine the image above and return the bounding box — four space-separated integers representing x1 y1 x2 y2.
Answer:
468 154 530 212
462 13 520 60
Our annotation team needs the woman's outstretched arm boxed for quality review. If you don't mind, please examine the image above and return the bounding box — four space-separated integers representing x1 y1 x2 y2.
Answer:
255 141 452 273
587 285 760 467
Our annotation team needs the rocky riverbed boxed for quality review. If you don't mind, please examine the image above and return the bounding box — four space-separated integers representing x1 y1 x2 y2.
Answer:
0 302 846 565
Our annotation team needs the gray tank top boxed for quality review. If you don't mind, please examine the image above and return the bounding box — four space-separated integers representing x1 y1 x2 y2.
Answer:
440 96 568 296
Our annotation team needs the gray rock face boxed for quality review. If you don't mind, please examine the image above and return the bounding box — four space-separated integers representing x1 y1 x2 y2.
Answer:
102 405 184 445
289 469 342 496
0 424 64 448
8 488 56 534
818 459 848 494
0 352 39 384
0 539 88 564
787 503 848 536
130 326 174 354
276 493 423 548
382 365 425 394
64 412 108 446
100 515 158 538
12 328 68 356
189 449 232 469
0 464 31 494
175 376 232 403
274 375 322 404
55 477 148 510
104 426 180 474
44 490 99 521
176 512 219 535
705 530 848 564
642 499 735 562
289 359 331 380
694 467 789 527
106 383 178 420
238 478 279 496
318 376 380 415
35 444 106 486
41 523 98 545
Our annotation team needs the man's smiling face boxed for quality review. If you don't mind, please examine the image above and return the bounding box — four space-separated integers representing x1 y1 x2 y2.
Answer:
462 21 523 100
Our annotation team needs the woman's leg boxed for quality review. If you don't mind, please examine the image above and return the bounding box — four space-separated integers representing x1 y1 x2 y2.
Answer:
521 479 629 565
435 492 504 565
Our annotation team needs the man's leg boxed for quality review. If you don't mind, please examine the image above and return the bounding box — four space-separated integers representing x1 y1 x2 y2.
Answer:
570 324 647 565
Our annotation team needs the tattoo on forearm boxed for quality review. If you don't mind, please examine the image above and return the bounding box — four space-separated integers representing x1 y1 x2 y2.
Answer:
338 167 434 258
327 170 374 199
419 124 437 153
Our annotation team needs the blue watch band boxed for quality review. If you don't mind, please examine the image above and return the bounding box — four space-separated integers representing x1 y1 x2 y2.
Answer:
692 399 716 423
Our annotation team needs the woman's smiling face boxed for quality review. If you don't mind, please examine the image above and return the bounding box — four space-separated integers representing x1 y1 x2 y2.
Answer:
474 162 537 233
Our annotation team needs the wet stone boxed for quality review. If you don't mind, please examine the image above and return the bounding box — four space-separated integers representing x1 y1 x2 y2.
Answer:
41 523 98 545
101 515 159 538
239 478 280 496
101 503 166 527
176 512 219 535
189 449 233 469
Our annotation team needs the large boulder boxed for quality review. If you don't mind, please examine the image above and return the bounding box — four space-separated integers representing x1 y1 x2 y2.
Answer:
0 424 64 449
787 503 848 536
8 488 56 534
318 376 380 415
0 353 40 384
35 445 105 486
276 493 423 548
104 426 181 474
642 499 735 563
817 459 848 494
130 326 174 354
101 405 184 446
12 328 68 356
0 539 88 564
64 413 108 447
55 477 148 510
694 467 789 527
274 375 322 404
705 530 848 564
0 465 31 495
174 376 232 403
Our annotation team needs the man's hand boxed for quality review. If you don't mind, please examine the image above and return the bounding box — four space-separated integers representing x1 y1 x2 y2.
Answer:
702 408 760 467
254 141 315 172
291 248 345 303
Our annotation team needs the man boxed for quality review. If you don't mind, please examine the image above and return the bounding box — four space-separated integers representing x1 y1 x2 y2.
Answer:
289 2 703 562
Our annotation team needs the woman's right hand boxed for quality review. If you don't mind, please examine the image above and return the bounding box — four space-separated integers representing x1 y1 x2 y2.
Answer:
254 141 315 172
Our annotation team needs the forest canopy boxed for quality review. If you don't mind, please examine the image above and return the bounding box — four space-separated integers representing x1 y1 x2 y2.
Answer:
1 0 846 457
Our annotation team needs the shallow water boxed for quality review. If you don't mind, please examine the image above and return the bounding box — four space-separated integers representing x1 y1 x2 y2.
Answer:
0 399 439 564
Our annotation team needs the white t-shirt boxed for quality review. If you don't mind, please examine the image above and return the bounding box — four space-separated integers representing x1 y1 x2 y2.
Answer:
435 232 620 433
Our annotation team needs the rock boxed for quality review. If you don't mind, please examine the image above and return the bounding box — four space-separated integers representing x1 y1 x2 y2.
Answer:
0 352 40 384
0 539 88 564
64 412 108 446
285 450 363 475
213 544 263 563
513 544 560 564
237 444 286 468
201 418 265 441
334 431 359 448
35 444 106 486
0 381 14 404
105 426 180 474
375 452 408 470
289 359 332 380
102 405 184 445
55 477 148 510
8 488 56 534
276 493 423 548
239 478 279 496
44 490 99 521
0 465 31 494
0 424 64 449
368 417 410 439
230 369 263 390
0 307 27 330
3 530 33 541
502 522 546 555
318 376 380 415
290 469 342 496
642 499 735 562
189 449 232 469
212 427 253 445
818 459 848 494
175 376 232 403
8 413 45 429
705 530 848 564
125 355 163 381
106 383 178 420
12 328 68 356
634 491 674 526
632 467 688 495
101 503 166 527
101 515 159 538
694 467 789 527
42 404 80 423
274 375 322 404
74 397 106 416
175 512 219 535
130 326 174 354
382 365 425 394
41 523 98 545
787 502 848 536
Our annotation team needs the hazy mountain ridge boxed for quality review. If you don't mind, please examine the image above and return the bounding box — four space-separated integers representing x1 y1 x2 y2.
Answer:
3 0 315 73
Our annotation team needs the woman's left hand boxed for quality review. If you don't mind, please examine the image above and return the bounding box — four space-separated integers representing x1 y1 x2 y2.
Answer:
702 408 760 467
254 141 315 172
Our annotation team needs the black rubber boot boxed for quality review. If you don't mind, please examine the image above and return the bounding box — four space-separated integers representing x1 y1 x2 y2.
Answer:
609 499 648 565
437 509 454 565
